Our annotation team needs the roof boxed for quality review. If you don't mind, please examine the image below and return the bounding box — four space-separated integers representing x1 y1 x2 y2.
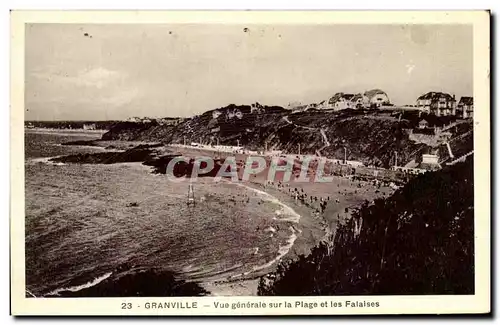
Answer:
328 92 355 104
351 93 364 101
364 89 387 99
459 96 473 105
418 162 441 170
417 91 456 101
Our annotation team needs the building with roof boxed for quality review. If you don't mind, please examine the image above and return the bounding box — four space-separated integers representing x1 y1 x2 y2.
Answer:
416 148 441 171
418 119 429 129
311 88 390 111
363 89 390 108
212 110 222 119
83 123 96 130
456 96 474 119
328 92 356 110
350 93 366 109
416 92 456 116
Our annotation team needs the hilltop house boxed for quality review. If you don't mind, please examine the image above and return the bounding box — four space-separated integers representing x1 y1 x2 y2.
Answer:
83 123 96 130
328 93 356 110
127 117 153 123
212 110 222 119
364 89 390 108
456 96 474 119
289 101 317 113
351 93 365 109
226 108 243 120
325 89 390 110
157 118 182 126
416 148 441 170
416 92 456 116
294 88 390 112
250 102 264 113
418 119 429 129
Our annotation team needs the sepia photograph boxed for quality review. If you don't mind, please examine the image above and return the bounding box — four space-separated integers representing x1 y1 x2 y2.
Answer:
10 10 490 315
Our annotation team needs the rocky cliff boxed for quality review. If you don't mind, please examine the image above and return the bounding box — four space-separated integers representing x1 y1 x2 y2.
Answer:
101 105 473 168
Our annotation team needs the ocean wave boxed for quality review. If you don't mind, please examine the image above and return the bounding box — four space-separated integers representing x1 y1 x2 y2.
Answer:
185 263 245 280
229 183 302 275
233 183 301 223
43 268 209 297
28 156 66 166
243 226 299 276
45 272 113 296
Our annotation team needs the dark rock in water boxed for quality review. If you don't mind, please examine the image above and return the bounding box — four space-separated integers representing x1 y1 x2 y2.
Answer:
48 269 209 297
61 140 100 146
143 155 239 180
53 143 167 165
127 202 139 207
50 147 157 164
132 143 163 150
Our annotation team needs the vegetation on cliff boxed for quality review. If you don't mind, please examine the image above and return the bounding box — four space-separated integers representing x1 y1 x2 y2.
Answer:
101 106 472 168
257 157 474 295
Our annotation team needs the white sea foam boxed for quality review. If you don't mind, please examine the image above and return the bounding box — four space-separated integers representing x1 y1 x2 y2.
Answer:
230 182 302 276
29 156 66 166
243 228 299 275
233 183 301 224
45 272 112 296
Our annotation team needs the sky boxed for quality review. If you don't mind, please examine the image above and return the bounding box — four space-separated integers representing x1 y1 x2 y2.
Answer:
25 23 473 120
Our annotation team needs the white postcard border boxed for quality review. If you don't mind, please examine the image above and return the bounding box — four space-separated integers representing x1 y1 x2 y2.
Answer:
10 10 491 316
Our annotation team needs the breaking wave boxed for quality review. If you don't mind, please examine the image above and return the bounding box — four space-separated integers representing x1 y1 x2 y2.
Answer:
45 272 113 297
28 156 66 166
230 182 302 276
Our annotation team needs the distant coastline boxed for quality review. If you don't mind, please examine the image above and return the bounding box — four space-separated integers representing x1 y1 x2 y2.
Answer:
25 127 107 135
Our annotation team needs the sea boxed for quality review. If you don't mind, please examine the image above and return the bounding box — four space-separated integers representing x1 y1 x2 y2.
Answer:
24 130 300 297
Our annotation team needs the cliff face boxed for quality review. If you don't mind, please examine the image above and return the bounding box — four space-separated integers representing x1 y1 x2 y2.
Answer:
102 106 472 168
257 157 474 296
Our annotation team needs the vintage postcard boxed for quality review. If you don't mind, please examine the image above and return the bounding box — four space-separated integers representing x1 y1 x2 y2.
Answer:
10 10 490 316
